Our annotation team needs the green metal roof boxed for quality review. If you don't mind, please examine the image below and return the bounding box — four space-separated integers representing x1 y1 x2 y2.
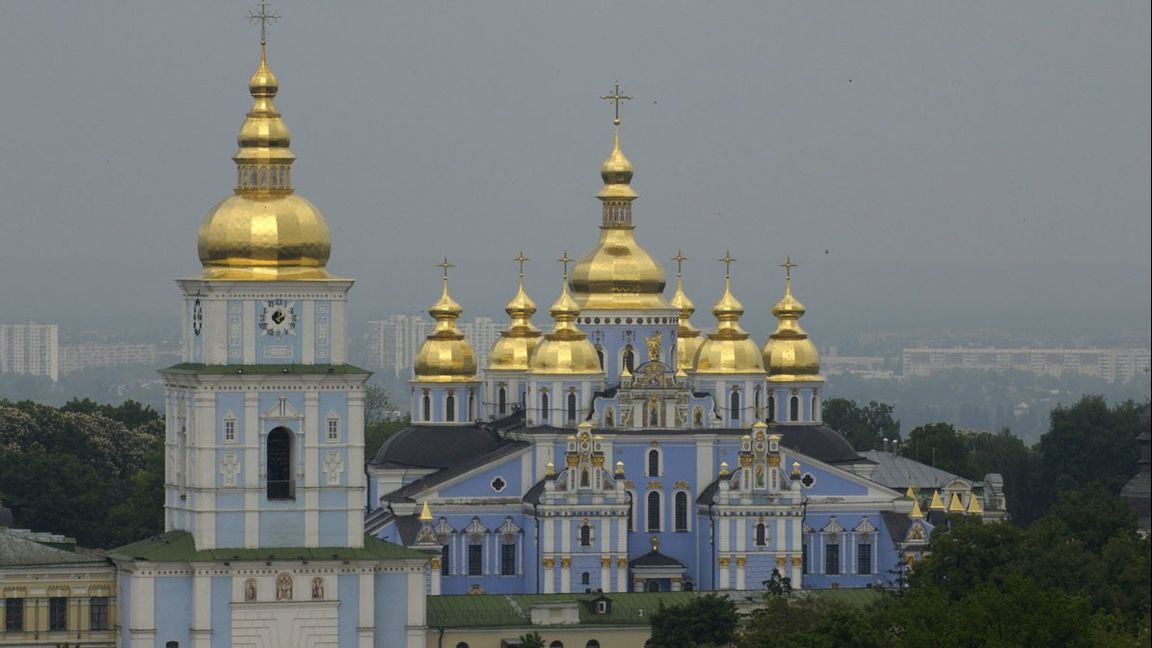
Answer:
161 363 369 376
427 592 701 628
108 530 427 562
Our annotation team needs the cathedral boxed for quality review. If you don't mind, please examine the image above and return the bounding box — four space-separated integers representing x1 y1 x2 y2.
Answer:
364 90 962 596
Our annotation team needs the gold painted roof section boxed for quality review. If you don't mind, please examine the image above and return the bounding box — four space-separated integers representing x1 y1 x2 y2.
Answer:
198 45 332 281
414 261 478 382
489 252 543 372
763 259 822 382
693 256 765 375
532 256 604 375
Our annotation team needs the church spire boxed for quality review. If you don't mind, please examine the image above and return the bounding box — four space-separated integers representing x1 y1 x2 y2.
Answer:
597 81 638 227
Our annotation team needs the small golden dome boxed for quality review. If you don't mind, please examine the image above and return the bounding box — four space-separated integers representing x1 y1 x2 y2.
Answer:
489 254 543 372
413 262 478 382
694 260 765 375
531 268 604 375
569 120 669 310
198 46 332 281
670 251 702 372
763 264 822 382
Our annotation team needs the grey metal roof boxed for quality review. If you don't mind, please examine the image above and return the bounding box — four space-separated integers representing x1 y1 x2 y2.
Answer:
381 439 530 502
859 450 971 489
630 550 686 568
0 529 106 567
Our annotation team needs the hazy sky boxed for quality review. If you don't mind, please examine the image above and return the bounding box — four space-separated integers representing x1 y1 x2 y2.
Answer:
0 1 1148 344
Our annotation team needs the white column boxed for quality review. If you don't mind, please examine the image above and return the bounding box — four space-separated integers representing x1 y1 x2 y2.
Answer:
718 557 730 590
129 573 155 648
191 571 212 648
302 300 316 364
616 557 628 593
405 567 428 648
244 391 260 548
735 557 746 590
560 557 570 593
304 390 319 547
600 557 611 593
358 572 374 648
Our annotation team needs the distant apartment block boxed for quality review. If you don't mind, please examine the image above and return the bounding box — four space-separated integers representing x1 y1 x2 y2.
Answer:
363 315 502 378
59 342 159 375
902 347 1151 383
0 322 59 382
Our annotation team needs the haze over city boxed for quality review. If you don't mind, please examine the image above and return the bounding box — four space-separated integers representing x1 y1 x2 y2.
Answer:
0 1 1148 345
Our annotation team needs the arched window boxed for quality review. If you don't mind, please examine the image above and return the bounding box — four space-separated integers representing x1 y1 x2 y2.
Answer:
767 394 776 421
441 544 450 575
550 642 565 648
674 491 689 532
445 393 456 422
646 580 661 592
754 387 762 419
596 347 605 371
567 392 578 423
790 395 800 422
422 393 431 422
647 449 660 477
498 386 507 415
468 391 475 419
623 347 635 373
586 640 601 648
812 395 820 422
730 390 741 424
541 392 550 420
455 643 470 648
266 427 294 500
581 571 591 584
755 523 767 546
626 490 635 532
580 523 592 546
580 469 590 488
646 491 661 532
605 408 615 427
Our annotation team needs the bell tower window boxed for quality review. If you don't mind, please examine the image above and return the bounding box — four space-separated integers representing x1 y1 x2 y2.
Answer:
567 392 578 423
266 426 295 500
730 391 741 425
790 395 800 422
767 394 776 421
498 386 507 415
541 392 550 420
446 393 456 422
422 393 431 422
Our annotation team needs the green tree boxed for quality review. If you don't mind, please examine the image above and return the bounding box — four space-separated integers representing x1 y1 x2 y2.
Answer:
823 398 900 451
905 422 970 477
516 631 545 648
648 594 739 648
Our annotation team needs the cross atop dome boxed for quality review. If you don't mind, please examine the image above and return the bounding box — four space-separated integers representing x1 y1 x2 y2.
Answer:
601 81 633 126
719 250 737 279
247 1 280 47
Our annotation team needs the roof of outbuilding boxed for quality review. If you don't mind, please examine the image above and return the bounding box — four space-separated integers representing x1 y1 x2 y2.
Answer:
859 451 973 489
108 530 427 563
0 529 106 567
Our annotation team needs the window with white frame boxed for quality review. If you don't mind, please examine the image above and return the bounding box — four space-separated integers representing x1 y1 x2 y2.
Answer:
646 490 662 532
674 491 689 532
326 413 339 441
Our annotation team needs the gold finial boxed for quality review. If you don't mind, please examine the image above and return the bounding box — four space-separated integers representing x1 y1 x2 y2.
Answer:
557 251 573 281
437 257 455 282
514 250 530 279
247 1 280 48
719 250 737 279
601 81 633 127
419 501 433 522
672 249 688 277
780 257 798 282
650 535 660 553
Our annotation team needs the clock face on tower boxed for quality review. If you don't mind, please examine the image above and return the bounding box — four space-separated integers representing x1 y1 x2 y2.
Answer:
192 299 203 336
260 299 298 337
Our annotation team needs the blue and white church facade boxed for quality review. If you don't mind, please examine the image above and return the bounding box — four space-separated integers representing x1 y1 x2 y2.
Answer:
366 109 980 598
108 42 428 648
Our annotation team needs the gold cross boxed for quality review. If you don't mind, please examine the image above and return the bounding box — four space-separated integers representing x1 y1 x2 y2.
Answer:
780 257 798 281
436 257 455 281
247 1 280 46
601 81 633 126
671 249 688 276
557 251 573 279
514 250 530 278
719 250 737 278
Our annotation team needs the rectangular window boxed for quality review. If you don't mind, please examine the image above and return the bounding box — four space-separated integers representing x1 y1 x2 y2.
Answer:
326 417 339 441
825 543 840 576
802 543 809 574
224 419 236 442
4 598 23 631
440 544 450 575
857 543 873 575
467 544 483 576
501 543 516 576
49 596 67 631
90 596 109 631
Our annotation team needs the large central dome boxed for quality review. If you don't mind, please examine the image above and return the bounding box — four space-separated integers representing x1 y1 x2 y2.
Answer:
568 126 669 310
197 47 332 281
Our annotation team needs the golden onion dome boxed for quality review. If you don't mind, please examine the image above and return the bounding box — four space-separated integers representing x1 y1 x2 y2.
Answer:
488 253 543 372
413 262 478 382
198 46 333 281
569 117 669 310
694 258 765 375
670 250 702 372
531 264 605 375
763 260 822 381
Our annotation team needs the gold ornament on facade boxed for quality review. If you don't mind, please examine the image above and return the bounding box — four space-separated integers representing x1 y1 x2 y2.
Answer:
735 556 747 568
776 556 787 568
601 558 612 568
542 558 555 569
791 556 803 568
644 331 663 362
413 259 479 381
767 455 781 468
763 258 823 382
560 557 572 569
718 556 730 568
694 252 766 375
617 558 628 568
